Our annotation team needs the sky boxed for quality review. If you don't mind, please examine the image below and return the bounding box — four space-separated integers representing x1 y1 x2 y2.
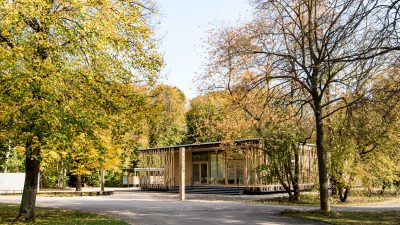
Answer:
156 0 252 99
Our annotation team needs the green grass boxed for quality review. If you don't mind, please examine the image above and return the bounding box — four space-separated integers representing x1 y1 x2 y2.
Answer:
252 193 320 206
253 190 400 206
0 203 128 225
280 210 400 225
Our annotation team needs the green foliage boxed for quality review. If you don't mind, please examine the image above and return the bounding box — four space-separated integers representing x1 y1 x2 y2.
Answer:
105 171 123 187
0 142 24 173
147 85 187 147
186 91 252 143
186 92 228 143
0 0 162 155
0 0 161 151
0 1 162 216
261 131 299 179
326 69 400 201
259 126 309 200
83 172 99 187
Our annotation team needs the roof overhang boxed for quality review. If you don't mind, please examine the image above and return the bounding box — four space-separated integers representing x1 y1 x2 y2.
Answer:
139 138 262 152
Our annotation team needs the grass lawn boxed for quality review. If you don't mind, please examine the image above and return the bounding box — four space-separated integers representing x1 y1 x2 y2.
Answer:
280 210 400 225
0 203 128 225
253 190 400 206
254 191 400 225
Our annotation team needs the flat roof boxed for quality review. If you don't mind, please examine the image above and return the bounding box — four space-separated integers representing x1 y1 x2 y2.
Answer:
139 138 262 152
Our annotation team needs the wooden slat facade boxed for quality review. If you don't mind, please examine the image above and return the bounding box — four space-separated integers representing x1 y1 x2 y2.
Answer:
136 139 318 192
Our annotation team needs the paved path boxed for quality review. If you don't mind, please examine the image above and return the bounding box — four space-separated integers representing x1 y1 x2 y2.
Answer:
1 189 399 225
0 190 323 225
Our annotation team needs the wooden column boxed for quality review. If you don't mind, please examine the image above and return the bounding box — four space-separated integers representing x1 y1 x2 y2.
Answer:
179 147 185 201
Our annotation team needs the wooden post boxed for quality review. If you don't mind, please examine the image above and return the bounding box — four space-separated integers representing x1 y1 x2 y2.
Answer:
37 172 40 192
100 169 105 192
179 147 185 201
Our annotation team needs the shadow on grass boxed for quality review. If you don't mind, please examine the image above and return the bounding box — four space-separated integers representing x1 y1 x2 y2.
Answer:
252 191 400 206
280 209 400 225
0 203 128 225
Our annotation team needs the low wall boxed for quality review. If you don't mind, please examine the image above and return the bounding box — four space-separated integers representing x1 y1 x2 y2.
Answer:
0 173 25 193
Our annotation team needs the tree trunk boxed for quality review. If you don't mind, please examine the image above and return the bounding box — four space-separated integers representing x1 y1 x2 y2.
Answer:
57 162 65 188
57 163 60 188
339 187 350 202
293 145 300 201
100 169 105 192
76 174 82 191
63 166 67 188
330 177 338 195
381 184 386 195
285 182 293 200
273 162 293 200
3 143 11 173
315 105 330 211
15 152 41 222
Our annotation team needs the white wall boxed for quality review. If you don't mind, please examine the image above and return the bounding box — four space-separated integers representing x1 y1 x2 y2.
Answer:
0 173 25 192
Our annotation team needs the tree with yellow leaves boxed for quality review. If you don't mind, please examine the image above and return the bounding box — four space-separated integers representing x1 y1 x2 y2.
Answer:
146 85 187 147
0 0 162 221
186 91 253 143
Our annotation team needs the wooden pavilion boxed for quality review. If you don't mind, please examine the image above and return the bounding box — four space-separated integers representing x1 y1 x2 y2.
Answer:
134 138 318 193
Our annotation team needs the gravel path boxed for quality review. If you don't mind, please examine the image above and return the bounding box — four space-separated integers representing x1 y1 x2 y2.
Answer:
1 189 399 225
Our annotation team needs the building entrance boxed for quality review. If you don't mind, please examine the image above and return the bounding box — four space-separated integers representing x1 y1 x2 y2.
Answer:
193 162 208 185
227 161 244 185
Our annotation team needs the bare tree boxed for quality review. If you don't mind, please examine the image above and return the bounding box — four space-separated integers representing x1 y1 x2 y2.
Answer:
202 0 400 211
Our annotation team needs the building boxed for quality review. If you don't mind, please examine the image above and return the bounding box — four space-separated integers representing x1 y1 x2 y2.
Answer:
132 138 318 192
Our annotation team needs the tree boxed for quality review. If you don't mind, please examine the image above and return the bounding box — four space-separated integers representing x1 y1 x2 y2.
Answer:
327 65 400 201
186 91 252 143
0 0 162 221
202 0 400 211
146 85 187 147
0 140 24 173
260 126 312 201
228 86 315 201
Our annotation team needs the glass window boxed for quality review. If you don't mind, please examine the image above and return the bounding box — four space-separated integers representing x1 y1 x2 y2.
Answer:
217 152 225 184
210 153 217 184
193 152 208 161
193 164 199 184
236 162 244 185
227 163 235 184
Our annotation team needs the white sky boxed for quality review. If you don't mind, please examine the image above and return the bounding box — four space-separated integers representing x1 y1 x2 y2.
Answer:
156 0 252 99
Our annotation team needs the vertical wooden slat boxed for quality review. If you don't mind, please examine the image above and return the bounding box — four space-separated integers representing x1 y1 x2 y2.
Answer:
179 147 185 201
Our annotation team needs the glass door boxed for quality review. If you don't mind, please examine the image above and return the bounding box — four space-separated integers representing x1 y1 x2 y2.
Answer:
193 163 199 184
227 161 244 185
200 163 208 184
193 162 208 185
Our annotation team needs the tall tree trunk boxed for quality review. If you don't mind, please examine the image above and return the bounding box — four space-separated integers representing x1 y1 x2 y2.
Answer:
15 149 41 222
315 106 330 211
293 145 300 201
76 174 82 191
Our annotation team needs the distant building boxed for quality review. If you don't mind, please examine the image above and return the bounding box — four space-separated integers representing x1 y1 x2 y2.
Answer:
131 139 318 193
